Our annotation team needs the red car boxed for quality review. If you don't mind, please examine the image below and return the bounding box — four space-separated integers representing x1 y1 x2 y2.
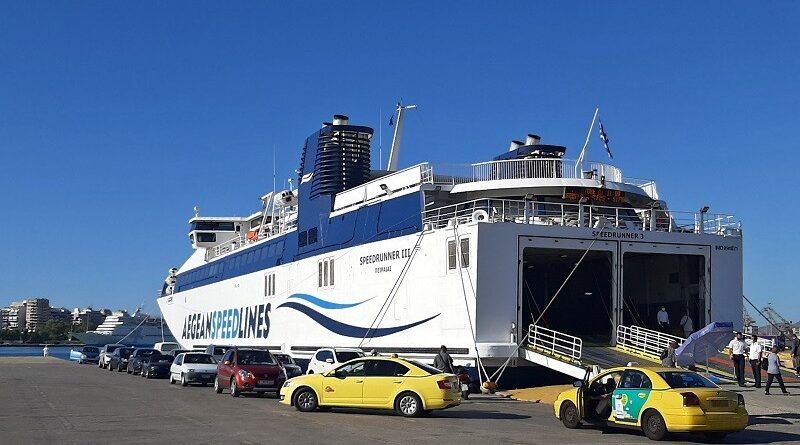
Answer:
214 348 286 397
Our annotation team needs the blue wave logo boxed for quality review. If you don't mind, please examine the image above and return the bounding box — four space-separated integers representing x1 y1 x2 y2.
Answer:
277 300 440 339
287 293 371 310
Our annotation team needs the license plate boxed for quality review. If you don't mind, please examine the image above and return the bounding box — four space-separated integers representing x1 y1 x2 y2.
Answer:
460 384 469 391
258 379 274 386
710 400 729 407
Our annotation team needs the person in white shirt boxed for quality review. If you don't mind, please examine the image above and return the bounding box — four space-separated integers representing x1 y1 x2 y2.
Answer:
656 307 670 333
748 334 764 388
728 332 747 387
679 312 694 338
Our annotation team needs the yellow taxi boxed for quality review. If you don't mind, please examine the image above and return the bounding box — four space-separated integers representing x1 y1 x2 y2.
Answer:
279 355 461 417
554 366 748 441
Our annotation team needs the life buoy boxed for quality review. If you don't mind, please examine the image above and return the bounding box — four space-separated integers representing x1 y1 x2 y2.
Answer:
472 210 489 223
247 230 259 241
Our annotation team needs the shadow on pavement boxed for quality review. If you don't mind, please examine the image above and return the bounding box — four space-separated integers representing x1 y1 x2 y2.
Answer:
325 407 530 420
749 412 800 425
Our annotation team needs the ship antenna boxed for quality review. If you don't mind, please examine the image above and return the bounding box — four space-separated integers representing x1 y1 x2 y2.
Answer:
378 106 382 170
387 101 417 171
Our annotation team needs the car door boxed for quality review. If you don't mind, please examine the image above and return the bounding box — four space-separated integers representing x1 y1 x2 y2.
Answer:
218 350 235 383
612 370 653 424
362 360 409 408
171 354 183 378
320 360 366 406
314 349 335 374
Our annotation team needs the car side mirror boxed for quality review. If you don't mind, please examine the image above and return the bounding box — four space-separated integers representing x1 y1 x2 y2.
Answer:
573 380 585 388
334 369 348 379
325 358 334 364
223 360 231 366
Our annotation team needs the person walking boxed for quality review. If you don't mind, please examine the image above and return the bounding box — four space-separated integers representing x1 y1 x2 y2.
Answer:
657 307 670 334
748 334 764 388
727 332 747 387
660 340 678 368
764 345 790 395
433 345 454 374
791 334 800 378
679 312 694 338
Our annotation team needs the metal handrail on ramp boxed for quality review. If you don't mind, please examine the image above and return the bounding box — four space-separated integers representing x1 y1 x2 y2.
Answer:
528 324 583 362
616 325 684 359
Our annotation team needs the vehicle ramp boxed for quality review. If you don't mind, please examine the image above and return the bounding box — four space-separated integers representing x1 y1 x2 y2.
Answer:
520 325 590 380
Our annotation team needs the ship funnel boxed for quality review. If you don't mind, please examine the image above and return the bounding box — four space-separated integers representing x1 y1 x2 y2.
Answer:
526 134 541 145
509 140 524 151
333 114 349 126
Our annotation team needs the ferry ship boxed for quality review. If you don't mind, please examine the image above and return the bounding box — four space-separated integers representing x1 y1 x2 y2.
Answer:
72 308 175 346
156 109 743 377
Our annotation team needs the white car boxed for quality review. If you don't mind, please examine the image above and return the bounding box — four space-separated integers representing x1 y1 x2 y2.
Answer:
154 342 181 354
306 347 364 374
169 352 218 386
97 344 125 369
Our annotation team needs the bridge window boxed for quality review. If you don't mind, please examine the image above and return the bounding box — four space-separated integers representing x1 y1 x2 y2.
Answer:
197 232 216 243
191 221 235 231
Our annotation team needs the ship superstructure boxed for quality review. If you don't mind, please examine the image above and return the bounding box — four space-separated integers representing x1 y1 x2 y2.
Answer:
73 307 175 346
156 111 743 376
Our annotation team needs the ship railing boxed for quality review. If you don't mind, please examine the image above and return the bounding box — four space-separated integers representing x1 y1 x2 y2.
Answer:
528 324 583 362
204 218 298 261
743 333 775 350
470 158 622 183
421 198 740 236
616 325 685 359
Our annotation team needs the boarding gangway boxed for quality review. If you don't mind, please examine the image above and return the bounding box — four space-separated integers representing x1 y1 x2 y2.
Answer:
520 324 593 380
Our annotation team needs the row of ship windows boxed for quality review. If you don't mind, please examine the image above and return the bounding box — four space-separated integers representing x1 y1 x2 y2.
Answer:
447 238 470 269
179 240 286 287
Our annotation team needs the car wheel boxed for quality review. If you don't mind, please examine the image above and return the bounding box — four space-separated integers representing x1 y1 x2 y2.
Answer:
214 377 223 393
127 367 132 374
642 410 668 441
703 432 727 443
230 379 240 397
560 401 581 429
169 374 175 384
396 392 423 417
117 364 124 372
181 373 188 387
294 388 318 412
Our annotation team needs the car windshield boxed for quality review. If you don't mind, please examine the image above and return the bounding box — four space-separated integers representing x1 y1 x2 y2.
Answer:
119 349 134 358
659 371 718 389
83 347 99 353
149 354 172 363
106 345 121 353
212 347 228 356
184 354 216 364
274 355 296 365
408 360 442 375
238 350 275 365
137 349 157 356
335 351 363 363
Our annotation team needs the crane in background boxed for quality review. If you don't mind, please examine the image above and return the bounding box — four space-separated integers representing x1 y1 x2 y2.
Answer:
762 304 795 337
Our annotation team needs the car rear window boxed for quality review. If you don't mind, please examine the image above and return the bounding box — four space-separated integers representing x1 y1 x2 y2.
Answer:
408 360 443 375
119 348 134 358
84 347 99 353
106 345 121 353
335 351 363 363
149 354 172 363
184 354 216 364
212 347 228 355
274 354 296 365
659 371 718 389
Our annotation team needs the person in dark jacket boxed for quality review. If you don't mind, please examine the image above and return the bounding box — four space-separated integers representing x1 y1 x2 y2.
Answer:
791 334 800 378
433 345 454 374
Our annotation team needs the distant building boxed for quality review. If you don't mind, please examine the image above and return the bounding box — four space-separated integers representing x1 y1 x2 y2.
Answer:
71 307 105 331
50 307 72 324
24 298 51 332
1 301 27 331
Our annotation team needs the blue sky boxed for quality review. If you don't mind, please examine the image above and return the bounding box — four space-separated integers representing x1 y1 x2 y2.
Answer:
1 2 798 323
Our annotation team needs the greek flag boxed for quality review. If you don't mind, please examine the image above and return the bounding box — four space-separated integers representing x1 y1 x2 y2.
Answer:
598 120 612 159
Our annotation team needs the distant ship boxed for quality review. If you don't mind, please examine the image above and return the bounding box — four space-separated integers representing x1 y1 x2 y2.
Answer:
71 307 175 346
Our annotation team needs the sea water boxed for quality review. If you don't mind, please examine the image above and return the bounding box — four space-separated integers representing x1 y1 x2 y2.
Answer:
0 345 72 360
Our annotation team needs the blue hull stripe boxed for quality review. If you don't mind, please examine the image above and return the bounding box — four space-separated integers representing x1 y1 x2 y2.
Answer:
277 302 439 338
287 293 371 310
